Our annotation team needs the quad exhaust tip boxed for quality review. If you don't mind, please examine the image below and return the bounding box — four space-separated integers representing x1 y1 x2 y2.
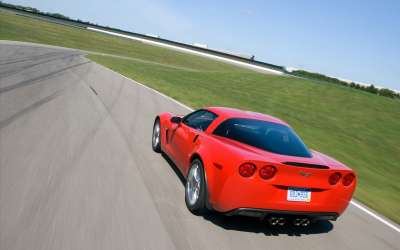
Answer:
268 216 311 227
268 217 286 226
293 217 311 227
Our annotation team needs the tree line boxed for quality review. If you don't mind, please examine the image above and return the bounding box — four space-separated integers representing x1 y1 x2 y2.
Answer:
0 1 102 26
289 70 399 99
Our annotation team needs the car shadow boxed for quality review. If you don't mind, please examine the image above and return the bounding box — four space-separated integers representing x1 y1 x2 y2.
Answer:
203 212 333 236
161 152 334 236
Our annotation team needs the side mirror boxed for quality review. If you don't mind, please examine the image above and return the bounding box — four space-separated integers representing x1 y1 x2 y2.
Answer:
170 116 182 124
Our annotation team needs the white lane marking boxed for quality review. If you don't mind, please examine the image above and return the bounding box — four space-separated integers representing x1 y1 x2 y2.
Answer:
350 200 400 233
93 61 400 233
133 81 193 112
86 27 283 75
93 62 194 112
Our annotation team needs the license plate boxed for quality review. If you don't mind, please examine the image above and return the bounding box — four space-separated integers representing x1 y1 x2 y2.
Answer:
287 187 311 202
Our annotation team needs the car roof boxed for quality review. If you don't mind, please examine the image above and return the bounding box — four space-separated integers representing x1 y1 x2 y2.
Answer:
206 107 289 126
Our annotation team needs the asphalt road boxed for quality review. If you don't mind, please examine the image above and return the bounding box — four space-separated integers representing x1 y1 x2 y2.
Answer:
0 42 398 250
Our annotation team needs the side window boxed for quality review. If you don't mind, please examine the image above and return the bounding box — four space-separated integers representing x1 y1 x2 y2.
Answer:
183 110 217 131
213 119 232 137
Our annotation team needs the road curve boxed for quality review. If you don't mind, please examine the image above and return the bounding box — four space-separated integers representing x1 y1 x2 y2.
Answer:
0 42 398 250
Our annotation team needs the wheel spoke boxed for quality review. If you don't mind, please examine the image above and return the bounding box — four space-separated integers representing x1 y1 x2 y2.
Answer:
152 122 160 147
186 163 202 206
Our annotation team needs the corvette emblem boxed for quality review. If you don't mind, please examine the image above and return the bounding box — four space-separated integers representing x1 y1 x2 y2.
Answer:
299 171 312 177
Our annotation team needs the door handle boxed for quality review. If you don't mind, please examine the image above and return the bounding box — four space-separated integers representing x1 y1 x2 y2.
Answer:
193 134 199 143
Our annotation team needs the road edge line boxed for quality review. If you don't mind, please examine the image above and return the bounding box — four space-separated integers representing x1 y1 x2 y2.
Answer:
350 200 400 233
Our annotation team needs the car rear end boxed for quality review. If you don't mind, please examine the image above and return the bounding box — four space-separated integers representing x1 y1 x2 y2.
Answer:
211 159 356 224
205 114 356 225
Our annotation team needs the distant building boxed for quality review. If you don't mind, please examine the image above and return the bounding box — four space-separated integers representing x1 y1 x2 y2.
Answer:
284 67 298 73
193 43 208 49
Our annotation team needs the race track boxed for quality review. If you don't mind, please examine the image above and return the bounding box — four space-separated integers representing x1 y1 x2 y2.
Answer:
0 42 398 250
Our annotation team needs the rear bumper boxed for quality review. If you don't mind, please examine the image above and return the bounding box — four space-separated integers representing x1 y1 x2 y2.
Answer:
208 174 355 215
203 155 356 216
226 208 339 221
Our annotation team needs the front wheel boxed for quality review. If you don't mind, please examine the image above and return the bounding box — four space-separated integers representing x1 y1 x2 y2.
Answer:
152 118 161 153
185 159 208 215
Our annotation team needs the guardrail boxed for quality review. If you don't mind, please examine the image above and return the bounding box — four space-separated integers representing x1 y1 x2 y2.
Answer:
0 5 285 74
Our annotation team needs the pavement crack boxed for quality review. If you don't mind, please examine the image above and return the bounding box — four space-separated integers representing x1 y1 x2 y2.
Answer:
89 85 98 95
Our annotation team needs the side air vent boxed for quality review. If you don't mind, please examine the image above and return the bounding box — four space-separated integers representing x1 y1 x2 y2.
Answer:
283 162 329 169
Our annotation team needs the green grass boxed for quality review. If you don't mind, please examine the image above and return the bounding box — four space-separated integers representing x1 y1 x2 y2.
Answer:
1 11 400 224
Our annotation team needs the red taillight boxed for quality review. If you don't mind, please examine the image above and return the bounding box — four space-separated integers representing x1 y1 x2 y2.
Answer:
342 173 355 186
239 163 256 177
259 165 277 180
328 172 341 185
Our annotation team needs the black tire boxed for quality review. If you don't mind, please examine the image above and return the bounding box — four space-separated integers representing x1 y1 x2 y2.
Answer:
152 118 161 153
185 159 208 215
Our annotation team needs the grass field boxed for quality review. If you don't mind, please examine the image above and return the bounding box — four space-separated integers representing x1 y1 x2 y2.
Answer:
1 10 399 223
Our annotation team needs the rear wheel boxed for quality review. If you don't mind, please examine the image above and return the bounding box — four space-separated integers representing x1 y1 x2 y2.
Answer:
152 118 161 153
185 159 208 214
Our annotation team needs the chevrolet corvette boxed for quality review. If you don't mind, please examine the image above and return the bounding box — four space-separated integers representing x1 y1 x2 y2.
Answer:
152 107 356 226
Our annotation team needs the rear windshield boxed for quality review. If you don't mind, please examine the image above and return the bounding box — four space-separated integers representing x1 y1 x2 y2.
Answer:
213 118 311 158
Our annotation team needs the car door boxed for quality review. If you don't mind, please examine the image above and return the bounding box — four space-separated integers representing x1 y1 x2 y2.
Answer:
170 110 217 174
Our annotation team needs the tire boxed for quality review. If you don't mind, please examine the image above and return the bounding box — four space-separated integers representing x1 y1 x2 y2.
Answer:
152 118 161 153
185 159 208 215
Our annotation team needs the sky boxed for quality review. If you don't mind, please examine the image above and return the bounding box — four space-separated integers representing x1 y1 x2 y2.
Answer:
6 0 400 90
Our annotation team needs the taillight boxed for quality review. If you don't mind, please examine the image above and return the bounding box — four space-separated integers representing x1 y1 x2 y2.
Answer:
239 163 256 177
259 165 277 180
342 173 355 186
328 172 341 185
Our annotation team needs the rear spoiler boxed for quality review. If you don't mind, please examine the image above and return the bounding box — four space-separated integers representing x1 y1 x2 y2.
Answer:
282 162 329 169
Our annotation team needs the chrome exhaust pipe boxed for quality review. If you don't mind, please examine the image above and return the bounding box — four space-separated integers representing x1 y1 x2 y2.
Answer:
293 218 302 226
293 217 311 227
301 218 310 227
277 217 286 226
268 217 286 226
268 217 279 226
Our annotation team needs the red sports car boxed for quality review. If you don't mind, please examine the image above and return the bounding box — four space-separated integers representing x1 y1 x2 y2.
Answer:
152 107 356 226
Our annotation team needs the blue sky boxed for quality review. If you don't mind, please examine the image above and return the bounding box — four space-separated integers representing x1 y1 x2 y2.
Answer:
7 0 400 90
